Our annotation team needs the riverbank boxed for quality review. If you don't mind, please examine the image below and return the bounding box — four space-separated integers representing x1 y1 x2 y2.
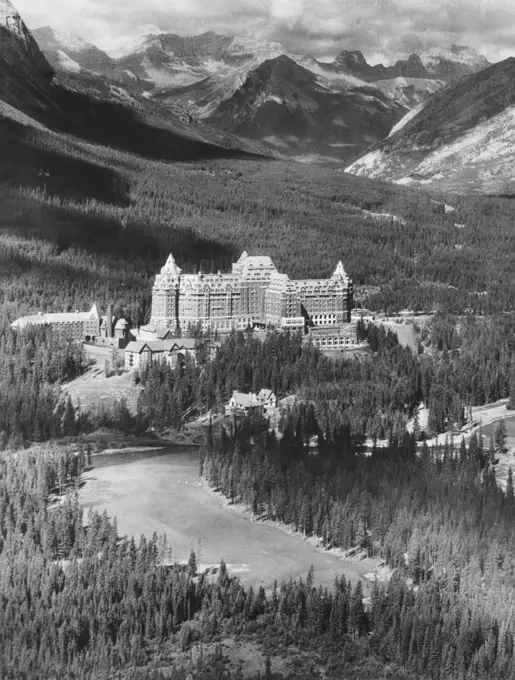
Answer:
202 482 390 590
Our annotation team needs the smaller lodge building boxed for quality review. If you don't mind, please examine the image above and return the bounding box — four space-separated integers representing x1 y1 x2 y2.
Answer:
11 303 131 348
125 337 219 371
226 389 277 416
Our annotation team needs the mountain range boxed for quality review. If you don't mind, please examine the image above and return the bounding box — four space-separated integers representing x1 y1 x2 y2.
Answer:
206 55 406 160
0 0 268 169
4 0 515 192
32 25 493 162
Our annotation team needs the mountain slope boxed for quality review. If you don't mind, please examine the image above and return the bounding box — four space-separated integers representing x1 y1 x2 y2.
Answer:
32 24 494 151
32 26 113 73
206 55 407 161
346 57 515 192
0 0 55 116
0 2 269 166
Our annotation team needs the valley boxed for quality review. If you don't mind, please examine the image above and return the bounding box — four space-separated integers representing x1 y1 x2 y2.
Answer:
3 0 515 678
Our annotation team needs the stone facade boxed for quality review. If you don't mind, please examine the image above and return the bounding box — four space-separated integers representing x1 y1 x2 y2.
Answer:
11 304 101 341
150 252 353 333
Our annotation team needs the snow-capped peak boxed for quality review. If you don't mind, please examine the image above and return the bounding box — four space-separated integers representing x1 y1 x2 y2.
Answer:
420 44 489 68
51 29 91 52
0 0 26 39
226 36 284 57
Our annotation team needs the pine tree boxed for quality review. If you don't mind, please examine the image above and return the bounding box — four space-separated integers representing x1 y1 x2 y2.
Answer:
188 549 197 577
508 364 515 410
349 581 368 637
495 419 508 456
507 467 515 506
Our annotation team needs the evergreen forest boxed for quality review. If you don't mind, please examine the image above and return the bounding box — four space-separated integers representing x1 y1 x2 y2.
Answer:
3 105 515 678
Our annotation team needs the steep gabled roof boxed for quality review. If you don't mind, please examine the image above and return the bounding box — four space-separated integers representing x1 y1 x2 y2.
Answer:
257 388 274 402
230 391 260 408
125 341 151 353
332 261 350 281
89 303 101 319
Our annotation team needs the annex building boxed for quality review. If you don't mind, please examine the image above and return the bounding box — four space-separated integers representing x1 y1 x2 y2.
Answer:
147 252 354 334
11 304 131 347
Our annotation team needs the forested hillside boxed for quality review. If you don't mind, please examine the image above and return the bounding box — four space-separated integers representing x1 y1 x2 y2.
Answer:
3 118 515 327
137 318 515 442
3 420 515 678
4 3 515 679
3 113 515 461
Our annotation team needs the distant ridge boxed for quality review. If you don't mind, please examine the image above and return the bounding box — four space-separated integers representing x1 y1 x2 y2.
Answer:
33 26 114 73
32 24 492 116
206 54 407 161
346 57 515 193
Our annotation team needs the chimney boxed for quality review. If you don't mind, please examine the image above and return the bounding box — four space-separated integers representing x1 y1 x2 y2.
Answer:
107 304 113 338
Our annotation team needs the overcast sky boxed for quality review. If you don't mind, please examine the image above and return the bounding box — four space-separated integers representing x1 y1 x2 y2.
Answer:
14 0 515 63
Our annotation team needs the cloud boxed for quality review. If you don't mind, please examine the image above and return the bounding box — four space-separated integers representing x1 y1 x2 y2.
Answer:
13 0 515 62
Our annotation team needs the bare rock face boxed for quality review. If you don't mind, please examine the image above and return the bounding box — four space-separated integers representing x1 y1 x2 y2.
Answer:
32 26 113 73
346 58 515 193
324 47 488 83
207 54 407 162
0 0 54 81
420 45 490 80
0 0 55 118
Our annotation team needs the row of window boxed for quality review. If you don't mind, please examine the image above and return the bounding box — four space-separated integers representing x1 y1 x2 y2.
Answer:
313 336 356 348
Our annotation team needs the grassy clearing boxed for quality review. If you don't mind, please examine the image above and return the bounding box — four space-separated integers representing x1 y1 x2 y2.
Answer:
63 366 141 415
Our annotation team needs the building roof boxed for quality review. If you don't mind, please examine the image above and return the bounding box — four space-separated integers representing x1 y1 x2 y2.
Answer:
230 391 260 408
174 337 197 350
257 389 275 402
138 324 181 341
126 338 197 354
115 318 128 329
125 341 151 354
160 253 182 277
332 261 350 282
11 303 100 330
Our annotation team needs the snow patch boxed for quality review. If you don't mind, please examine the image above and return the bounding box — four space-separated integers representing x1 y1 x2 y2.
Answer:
57 50 81 72
388 102 424 137
345 149 385 176
362 209 406 225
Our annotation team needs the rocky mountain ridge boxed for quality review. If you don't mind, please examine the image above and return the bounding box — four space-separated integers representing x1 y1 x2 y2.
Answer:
33 26 491 110
32 26 114 73
0 0 55 116
206 54 407 162
318 44 489 83
345 57 515 193
0 2 268 168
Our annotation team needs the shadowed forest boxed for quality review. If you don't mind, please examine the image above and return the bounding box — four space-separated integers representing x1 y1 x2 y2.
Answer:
2 114 515 331
3 90 515 678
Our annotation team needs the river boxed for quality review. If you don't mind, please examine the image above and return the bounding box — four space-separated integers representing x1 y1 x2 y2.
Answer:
80 447 381 592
